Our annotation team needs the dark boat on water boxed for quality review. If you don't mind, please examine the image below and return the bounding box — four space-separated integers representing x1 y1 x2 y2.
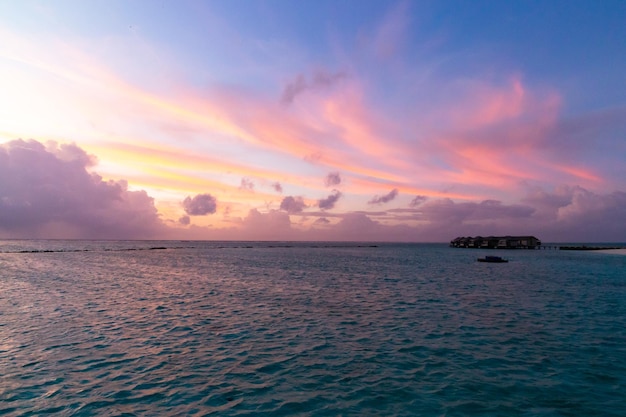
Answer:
477 255 508 263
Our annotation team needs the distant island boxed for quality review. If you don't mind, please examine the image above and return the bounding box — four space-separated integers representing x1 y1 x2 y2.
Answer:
450 236 541 249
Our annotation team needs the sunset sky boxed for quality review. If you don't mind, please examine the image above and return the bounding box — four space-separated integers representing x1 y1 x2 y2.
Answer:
1 0 625 241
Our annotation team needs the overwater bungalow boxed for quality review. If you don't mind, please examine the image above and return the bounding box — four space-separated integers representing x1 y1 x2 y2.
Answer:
450 235 541 249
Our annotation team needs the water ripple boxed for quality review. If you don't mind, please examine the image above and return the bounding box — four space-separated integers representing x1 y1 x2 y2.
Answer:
1 242 625 416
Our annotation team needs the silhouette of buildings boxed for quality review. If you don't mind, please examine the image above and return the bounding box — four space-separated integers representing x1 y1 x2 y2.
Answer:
450 236 541 249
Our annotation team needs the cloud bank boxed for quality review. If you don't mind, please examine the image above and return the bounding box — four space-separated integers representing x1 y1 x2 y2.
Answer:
2 140 625 243
0 139 164 239
1 3 625 244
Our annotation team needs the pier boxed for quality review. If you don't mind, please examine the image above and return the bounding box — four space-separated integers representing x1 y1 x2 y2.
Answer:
558 245 624 251
539 245 559 250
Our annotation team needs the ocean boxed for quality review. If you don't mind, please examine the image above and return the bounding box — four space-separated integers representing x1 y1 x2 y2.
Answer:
1 240 625 416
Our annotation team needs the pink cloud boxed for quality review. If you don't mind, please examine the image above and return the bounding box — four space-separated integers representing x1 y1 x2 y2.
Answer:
3 22 624 244
318 190 342 210
444 78 530 131
368 188 399 205
280 196 307 214
183 193 217 216
240 209 293 240
409 195 428 207
272 182 283 193
0 139 164 239
239 177 255 192
194 76 412 188
324 172 341 187
322 85 407 169
178 187 626 243
388 79 569 198
1 141 623 242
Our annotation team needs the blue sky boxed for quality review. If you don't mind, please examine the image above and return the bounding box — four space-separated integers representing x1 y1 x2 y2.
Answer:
1 0 625 241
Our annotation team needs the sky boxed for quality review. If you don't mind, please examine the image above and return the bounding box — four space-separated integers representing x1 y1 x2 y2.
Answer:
1 0 625 242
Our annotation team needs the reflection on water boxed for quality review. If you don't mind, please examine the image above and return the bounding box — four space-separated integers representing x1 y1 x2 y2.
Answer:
1 241 625 416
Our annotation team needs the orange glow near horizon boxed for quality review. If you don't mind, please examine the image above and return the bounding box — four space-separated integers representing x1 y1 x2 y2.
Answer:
0 6 622 241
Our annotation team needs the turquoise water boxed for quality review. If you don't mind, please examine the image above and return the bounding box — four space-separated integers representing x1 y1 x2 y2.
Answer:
1 241 625 416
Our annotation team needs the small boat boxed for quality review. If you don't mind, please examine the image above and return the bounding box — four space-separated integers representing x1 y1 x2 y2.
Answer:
477 255 508 263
